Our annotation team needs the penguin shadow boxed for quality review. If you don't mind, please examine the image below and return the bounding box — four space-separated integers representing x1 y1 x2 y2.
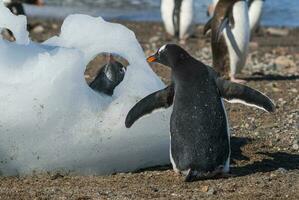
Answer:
230 137 299 176
231 151 299 177
242 74 299 81
136 137 299 179
230 136 251 163
135 137 253 174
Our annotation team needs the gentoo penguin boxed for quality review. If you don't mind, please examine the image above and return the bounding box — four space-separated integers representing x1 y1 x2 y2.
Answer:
161 0 195 42
125 44 275 181
89 54 125 96
207 0 264 34
204 0 250 83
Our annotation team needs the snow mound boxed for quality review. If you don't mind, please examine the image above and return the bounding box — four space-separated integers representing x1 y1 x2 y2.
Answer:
0 2 170 176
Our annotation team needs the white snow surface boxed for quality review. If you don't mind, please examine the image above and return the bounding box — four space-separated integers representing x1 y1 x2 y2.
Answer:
0 2 171 176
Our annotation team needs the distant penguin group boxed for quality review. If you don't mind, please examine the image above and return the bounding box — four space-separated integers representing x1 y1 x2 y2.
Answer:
125 44 275 181
161 0 195 43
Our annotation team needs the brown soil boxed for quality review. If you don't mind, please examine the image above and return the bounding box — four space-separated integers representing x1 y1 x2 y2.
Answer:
0 18 298 200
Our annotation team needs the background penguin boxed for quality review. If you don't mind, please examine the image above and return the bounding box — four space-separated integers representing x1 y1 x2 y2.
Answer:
4 0 44 15
125 44 275 182
207 0 264 34
89 54 126 96
248 0 265 34
204 0 250 83
207 0 219 17
2 0 44 40
161 0 195 43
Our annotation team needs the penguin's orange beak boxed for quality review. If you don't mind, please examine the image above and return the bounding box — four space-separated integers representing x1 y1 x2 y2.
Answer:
146 55 157 63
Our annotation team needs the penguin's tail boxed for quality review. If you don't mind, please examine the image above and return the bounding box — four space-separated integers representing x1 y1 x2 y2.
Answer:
184 169 213 182
184 168 232 182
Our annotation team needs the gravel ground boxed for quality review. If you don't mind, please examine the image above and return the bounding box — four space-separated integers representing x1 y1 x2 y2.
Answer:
0 18 298 200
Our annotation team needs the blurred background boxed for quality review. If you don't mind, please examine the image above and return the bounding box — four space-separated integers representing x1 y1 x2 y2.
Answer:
25 0 299 27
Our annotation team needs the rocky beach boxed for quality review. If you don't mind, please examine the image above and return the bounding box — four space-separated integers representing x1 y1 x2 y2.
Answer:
0 18 298 199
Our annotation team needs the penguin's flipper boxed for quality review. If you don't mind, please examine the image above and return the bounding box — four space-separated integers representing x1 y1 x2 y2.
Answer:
203 18 213 35
215 17 229 42
216 78 276 112
125 85 175 128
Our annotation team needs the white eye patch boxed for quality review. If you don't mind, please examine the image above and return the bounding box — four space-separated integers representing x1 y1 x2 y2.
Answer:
158 44 167 53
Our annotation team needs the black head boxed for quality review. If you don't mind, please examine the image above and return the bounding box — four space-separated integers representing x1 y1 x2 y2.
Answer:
103 60 125 86
146 44 191 68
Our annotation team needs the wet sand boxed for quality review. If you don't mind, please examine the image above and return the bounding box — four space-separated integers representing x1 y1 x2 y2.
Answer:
0 18 298 199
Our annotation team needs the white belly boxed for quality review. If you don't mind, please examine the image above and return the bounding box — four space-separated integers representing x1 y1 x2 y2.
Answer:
161 0 175 36
249 0 264 33
179 0 195 39
161 0 195 39
221 99 230 173
212 0 219 6
224 1 250 75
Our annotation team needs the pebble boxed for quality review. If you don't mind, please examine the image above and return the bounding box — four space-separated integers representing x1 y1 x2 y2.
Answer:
52 23 59 29
276 168 287 174
207 188 216 195
32 25 44 33
149 36 160 43
274 56 296 69
292 140 299 150
290 88 298 93
266 28 289 36
50 173 64 180
201 185 209 192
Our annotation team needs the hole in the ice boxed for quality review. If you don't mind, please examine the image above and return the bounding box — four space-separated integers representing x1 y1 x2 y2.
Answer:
85 53 129 96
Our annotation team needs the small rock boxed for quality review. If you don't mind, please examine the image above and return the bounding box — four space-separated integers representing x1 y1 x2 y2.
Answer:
272 87 282 92
266 28 289 36
52 23 59 29
149 36 160 43
277 168 287 173
249 41 259 49
207 188 216 195
292 140 299 150
51 173 64 180
201 185 209 192
290 88 298 93
32 25 44 34
274 56 296 69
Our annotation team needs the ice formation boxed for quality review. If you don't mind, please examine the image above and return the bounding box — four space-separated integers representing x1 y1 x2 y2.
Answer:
0 2 171 176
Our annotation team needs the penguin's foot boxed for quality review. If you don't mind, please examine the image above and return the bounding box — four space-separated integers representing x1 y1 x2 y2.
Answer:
184 169 196 182
217 172 236 179
183 167 234 182
165 33 174 41
183 170 217 182
179 39 187 45
230 76 247 83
